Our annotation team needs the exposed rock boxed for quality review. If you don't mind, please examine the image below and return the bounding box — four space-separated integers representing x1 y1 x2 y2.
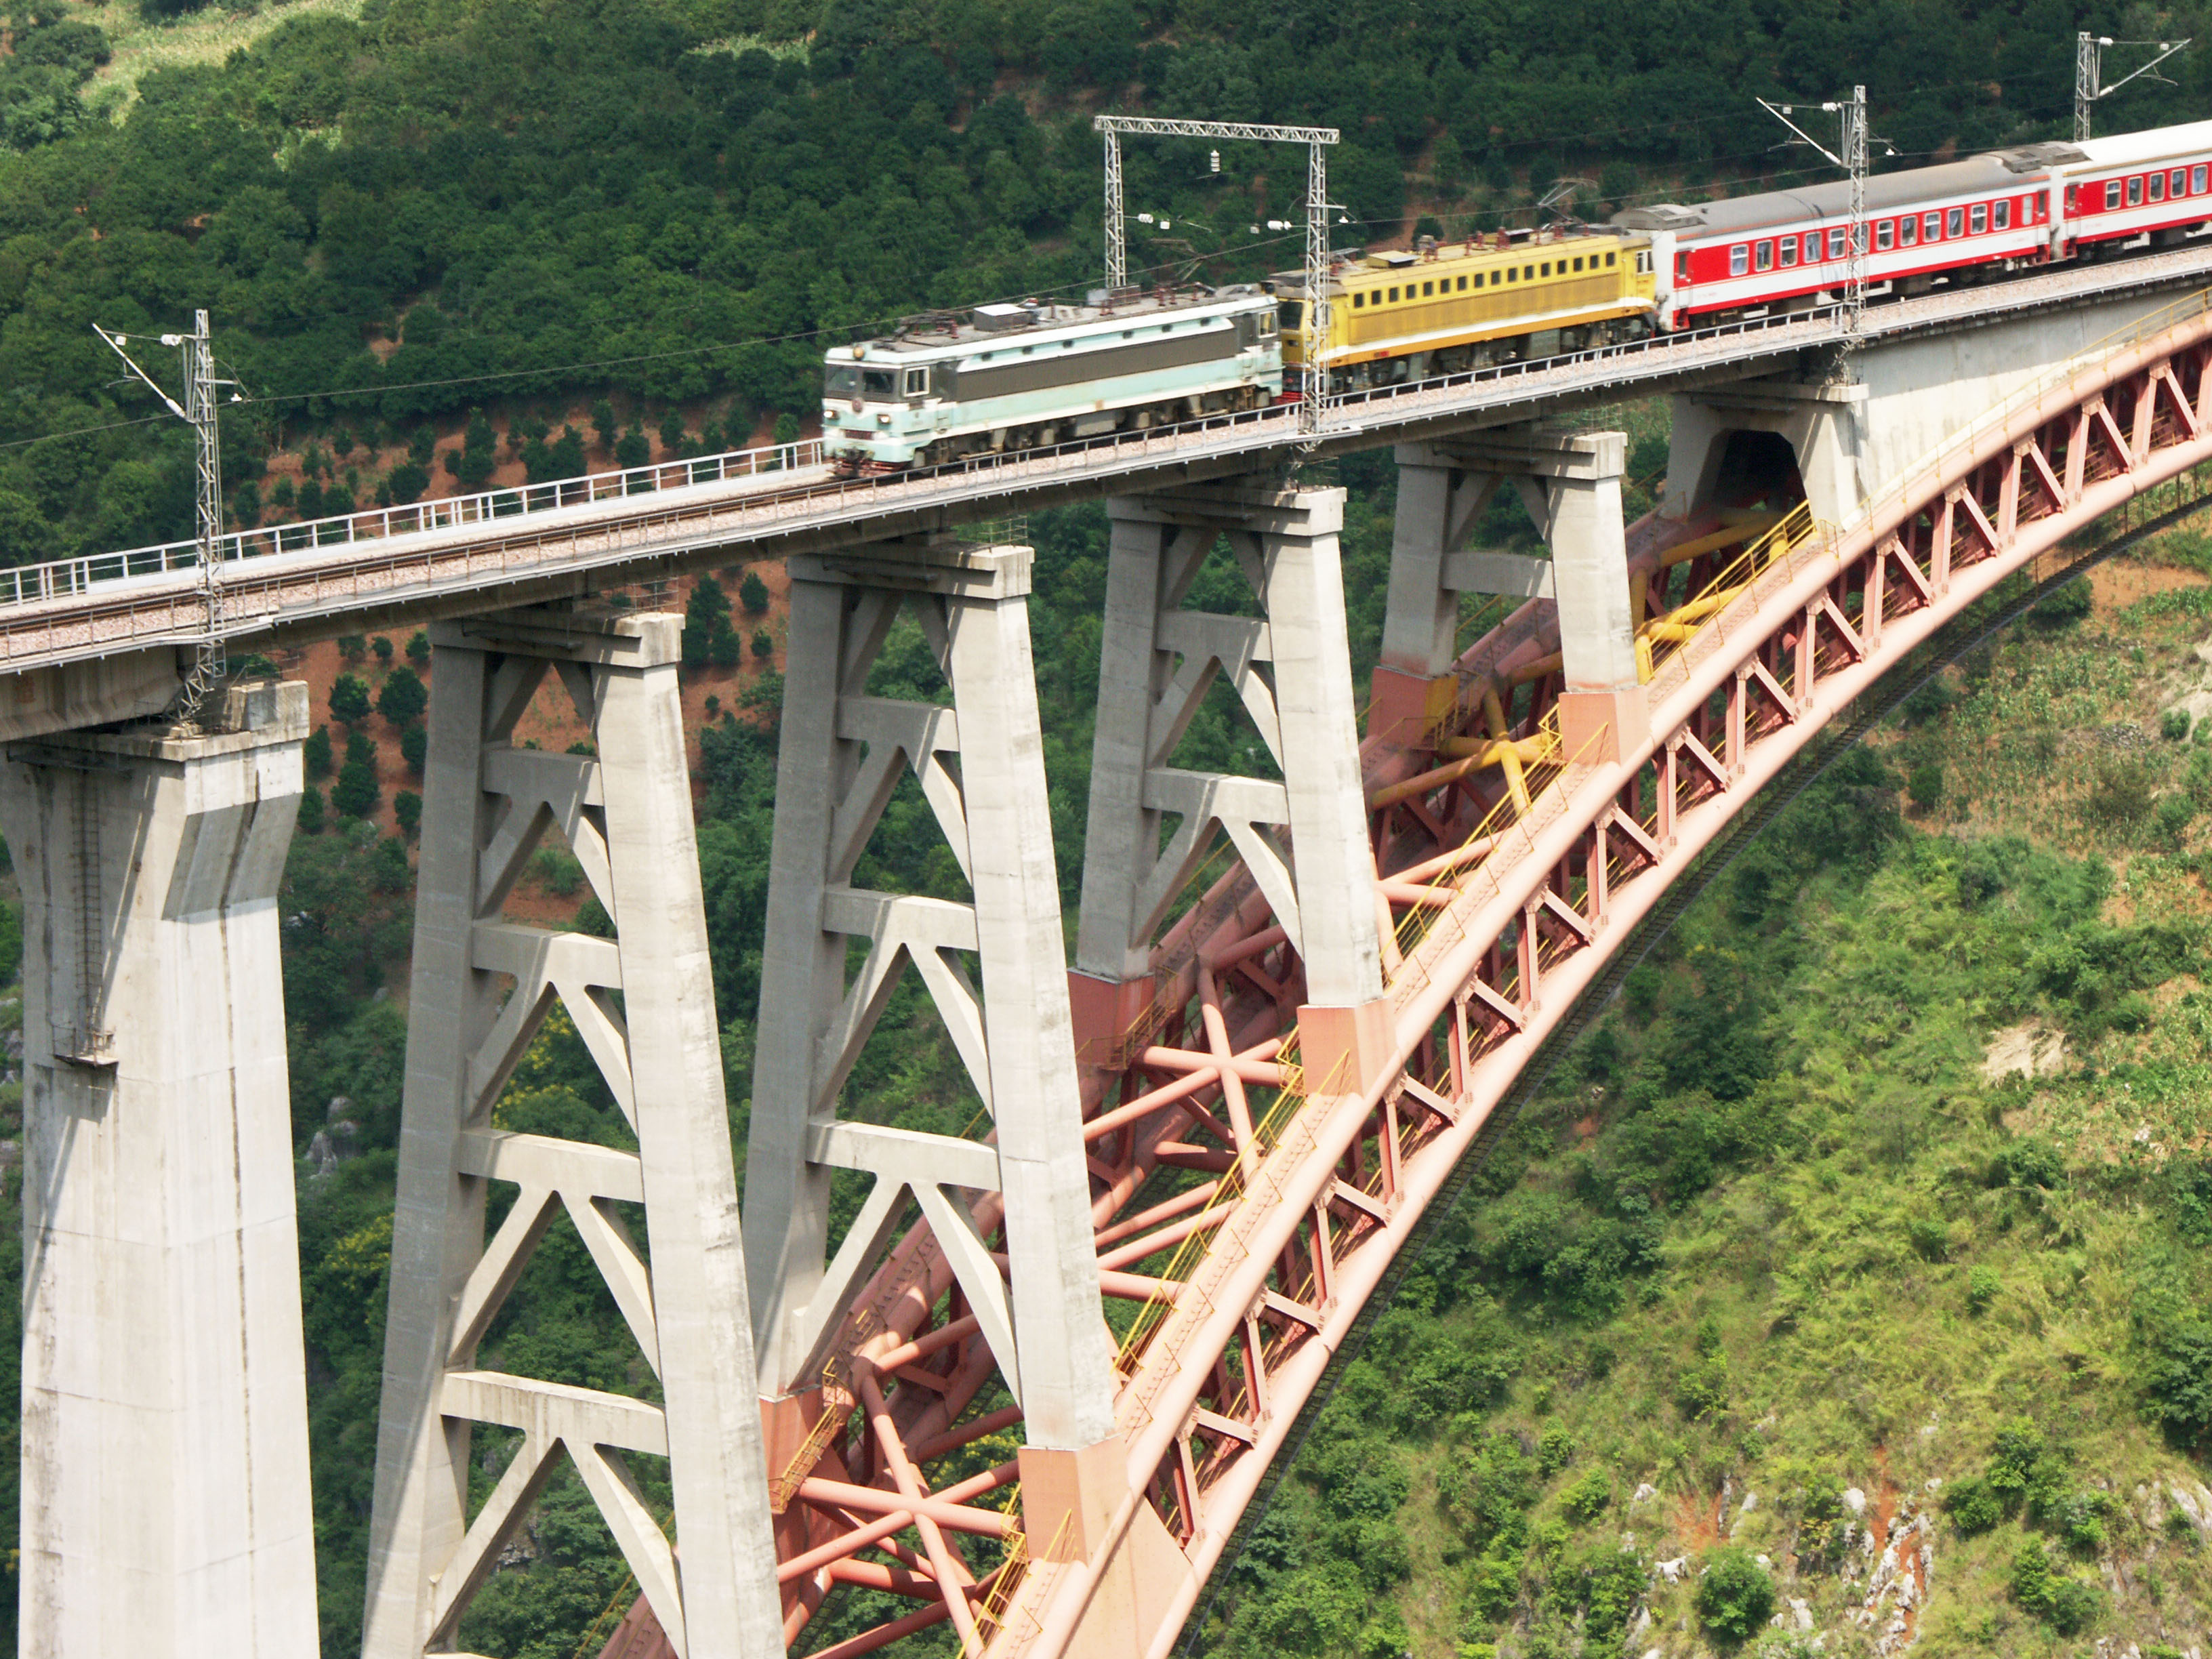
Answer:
1788 1597 1814 1631
1842 1486 1868 1516
1656 1556 1688 1584
1633 1482 1660 1504
306 1130 337 1180
326 1094 354 1124
1981 1020 2067 1084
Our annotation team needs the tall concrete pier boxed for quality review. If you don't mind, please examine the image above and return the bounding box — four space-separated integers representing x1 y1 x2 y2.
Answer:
1 682 316 1658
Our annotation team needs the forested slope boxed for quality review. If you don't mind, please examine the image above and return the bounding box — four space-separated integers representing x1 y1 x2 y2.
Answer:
0 1 2205 1656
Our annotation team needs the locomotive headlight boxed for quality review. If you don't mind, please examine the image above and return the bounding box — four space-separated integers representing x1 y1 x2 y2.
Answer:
876 413 892 426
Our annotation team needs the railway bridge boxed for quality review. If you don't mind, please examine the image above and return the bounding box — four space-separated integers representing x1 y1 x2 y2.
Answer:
7 245 2212 1659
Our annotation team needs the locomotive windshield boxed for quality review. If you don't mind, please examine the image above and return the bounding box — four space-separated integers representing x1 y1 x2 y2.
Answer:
825 365 859 396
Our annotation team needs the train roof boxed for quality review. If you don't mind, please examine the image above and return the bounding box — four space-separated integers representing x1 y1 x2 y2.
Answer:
1614 117 2212 240
829 285 1266 359
2073 117 2212 167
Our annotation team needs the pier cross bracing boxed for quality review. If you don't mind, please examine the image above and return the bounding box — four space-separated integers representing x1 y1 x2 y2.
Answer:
7 249 2212 1658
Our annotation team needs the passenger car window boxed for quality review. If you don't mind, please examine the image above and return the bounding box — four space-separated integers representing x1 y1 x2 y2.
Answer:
1945 207 1963 237
2128 175 2144 205
2106 180 2123 209
1900 216 1919 246
1729 245 1748 275
1993 200 2009 230
1874 221 1893 251
1969 203 1988 233
1779 237 1799 267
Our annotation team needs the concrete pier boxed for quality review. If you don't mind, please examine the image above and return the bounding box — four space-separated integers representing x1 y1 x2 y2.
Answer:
363 607 781 1659
0 681 316 1659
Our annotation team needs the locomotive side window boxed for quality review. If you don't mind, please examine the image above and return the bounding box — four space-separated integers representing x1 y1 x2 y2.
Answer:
2151 172 2167 203
1422 280 1434 296
1969 203 1988 233
1900 216 1919 247
1874 220 1893 251
1675 253 1689 281
1945 207 1963 237
1993 201 2009 230
1778 236 1798 267
1387 286 1399 302
1473 272 1485 288
904 367 928 396
1457 275 1468 290
1729 244 1748 276
2128 175 2144 205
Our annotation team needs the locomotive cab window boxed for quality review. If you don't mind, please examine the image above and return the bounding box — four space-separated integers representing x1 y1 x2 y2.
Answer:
1992 201 2009 230
1729 244 1748 276
1258 313 1276 335
1351 291 1366 308
1874 221 1893 251
1754 241 1772 271
863 368 897 396
1779 236 1799 267
1900 216 1919 246
903 368 928 396
2151 172 2167 203
825 365 859 396
2128 175 2144 206
1675 253 1689 281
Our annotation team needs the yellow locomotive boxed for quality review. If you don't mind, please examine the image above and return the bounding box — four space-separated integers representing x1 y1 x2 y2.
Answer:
1270 228 1659 390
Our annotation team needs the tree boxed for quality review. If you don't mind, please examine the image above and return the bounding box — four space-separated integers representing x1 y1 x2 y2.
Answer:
394 791 422 838
591 400 618 453
329 674 371 725
738 569 771 615
377 666 428 728
384 461 430 504
546 427 586 480
295 785 325 836
405 630 430 667
337 635 366 661
371 636 394 665
682 576 740 670
331 731 380 819
615 423 651 469
1694 1547 1774 1643
659 409 689 455
400 723 428 777
752 628 774 663
303 725 333 780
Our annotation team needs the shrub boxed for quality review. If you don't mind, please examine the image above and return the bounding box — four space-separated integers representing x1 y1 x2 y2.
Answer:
400 724 428 777
1967 1265 2000 1314
2009 1539 2099 1633
1562 1467 1611 1522
1944 1475 2003 1534
2163 707 2193 741
1537 1424 1575 1477
371 636 394 664
739 569 771 613
384 460 430 504
533 846 584 898
405 630 431 666
302 725 333 781
368 836 410 893
329 674 371 725
1677 1356 1730 1421
394 791 421 838
1990 1140 2064 1190
337 634 367 661
331 731 380 820
2142 1320 2212 1448
1694 1547 1775 1643
1907 762 1944 811
295 786 325 836
1908 1214 1951 1262
2030 576 2093 626
752 627 775 661
615 423 651 469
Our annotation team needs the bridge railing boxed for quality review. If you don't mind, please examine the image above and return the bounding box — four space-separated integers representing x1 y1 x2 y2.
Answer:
0 436 827 609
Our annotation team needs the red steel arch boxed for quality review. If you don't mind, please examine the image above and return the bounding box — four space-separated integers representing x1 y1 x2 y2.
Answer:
607 292 2212 1659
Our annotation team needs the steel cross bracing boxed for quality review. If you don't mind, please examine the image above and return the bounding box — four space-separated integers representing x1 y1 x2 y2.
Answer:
8 243 2212 678
629 289 2212 1659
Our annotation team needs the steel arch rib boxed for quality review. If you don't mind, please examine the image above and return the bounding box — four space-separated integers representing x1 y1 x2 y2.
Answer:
985 306 2212 1656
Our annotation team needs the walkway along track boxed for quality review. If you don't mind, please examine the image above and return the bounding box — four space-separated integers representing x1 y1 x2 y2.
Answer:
9 241 2212 682
726 288 2212 1659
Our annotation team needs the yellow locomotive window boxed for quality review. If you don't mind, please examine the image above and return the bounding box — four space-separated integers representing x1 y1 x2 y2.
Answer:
1387 286 1399 302
1422 280 1434 295
1474 272 1485 287
1352 292 1365 308
1606 251 1616 266
1572 256 1584 271
1540 262 1551 276
1457 275 1468 289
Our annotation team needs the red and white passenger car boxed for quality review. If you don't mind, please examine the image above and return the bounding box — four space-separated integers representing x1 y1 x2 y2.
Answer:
1616 117 2212 329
